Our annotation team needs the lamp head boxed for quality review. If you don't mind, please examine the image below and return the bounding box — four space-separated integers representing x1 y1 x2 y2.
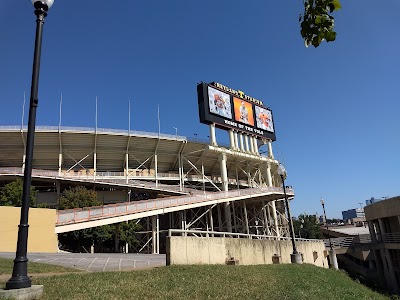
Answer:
277 163 287 180
320 198 325 205
32 0 54 8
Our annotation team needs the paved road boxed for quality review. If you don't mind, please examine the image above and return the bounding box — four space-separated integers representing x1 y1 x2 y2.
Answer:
0 252 166 272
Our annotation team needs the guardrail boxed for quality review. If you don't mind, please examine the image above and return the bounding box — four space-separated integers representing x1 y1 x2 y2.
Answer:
0 125 186 141
324 234 372 249
56 186 292 226
0 167 187 194
377 233 400 243
168 229 319 242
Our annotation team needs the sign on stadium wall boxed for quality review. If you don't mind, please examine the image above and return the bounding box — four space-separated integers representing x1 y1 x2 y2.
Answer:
197 82 276 141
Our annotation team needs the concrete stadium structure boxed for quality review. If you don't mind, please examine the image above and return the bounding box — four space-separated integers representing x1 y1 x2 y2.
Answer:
0 125 295 255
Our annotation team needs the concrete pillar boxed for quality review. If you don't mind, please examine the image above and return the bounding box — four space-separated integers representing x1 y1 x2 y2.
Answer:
329 249 339 269
368 221 377 242
267 140 274 159
209 123 217 146
93 152 97 180
217 204 223 231
152 215 159 254
378 218 386 241
244 135 250 153
154 154 158 188
125 152 129 184
252 137 259 155
384 248 399 293
229 130 235 150
58 152 62 176
178 154 183 192
238 133 244 152
233 131 239 150
115 223 120 253
22 154 26 173
219 154 228 192
249 136 255 153
209 206 214 237
243 201 250 235
266 163 279 237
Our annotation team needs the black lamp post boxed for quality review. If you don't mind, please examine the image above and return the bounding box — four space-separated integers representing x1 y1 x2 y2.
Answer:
320 198 333 250
6 0 54 290
277 163 302 264
320 197 338 269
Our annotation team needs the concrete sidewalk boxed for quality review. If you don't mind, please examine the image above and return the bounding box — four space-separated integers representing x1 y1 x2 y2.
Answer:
0 252 166 272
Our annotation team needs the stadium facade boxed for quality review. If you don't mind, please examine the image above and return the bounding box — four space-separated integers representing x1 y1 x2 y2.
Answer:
0 124 294 254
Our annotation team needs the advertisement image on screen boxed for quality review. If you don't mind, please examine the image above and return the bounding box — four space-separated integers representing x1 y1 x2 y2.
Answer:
233 97 254 126
255 106 274 132
208 86 232 119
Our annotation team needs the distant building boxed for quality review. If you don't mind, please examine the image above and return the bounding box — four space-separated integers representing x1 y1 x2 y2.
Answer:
365 197 384 206
342 208 365 224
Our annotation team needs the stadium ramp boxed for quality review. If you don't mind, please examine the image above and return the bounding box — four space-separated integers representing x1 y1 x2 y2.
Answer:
55 187 293 233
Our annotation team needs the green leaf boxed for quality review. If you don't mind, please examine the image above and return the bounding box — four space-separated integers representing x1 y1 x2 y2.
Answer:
325 31 337 42
331 0 341 11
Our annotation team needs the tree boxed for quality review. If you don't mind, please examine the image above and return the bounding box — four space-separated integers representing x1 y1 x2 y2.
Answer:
0 178 37 207
58 186 101 209
293 214 321 239
299 0 342 48
57 186 139 253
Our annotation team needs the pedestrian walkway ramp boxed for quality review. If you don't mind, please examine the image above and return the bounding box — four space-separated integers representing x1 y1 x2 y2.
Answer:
55 187 293 234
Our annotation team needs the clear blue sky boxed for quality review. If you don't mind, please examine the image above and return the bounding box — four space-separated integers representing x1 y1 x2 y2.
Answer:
1 1 399 218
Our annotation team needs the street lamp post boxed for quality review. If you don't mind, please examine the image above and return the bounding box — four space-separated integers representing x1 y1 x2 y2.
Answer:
277 163 302 264
6 0 54 290
320 198 338 269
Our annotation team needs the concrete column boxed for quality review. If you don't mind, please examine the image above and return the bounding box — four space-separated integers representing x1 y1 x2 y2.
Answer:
209 123 217 146
152 215 159 254
125 152 129 184
244 135 250 153
243 201 250 235
233 131 239 150
378 218 386 241
252 137 259 155
58 152 62 176
266 163 279 237
209 206 214 237
238 133 244 152
217 204 223 231
93 152 97 180
368 221 377 242
329 249 339 269
229 130 235 150
115 223 120 253
22 154 26 173
178 154 183 192
267 140 274 159
384 248 399 293
219 154 228 192
154 154 158 188
249 136 255 153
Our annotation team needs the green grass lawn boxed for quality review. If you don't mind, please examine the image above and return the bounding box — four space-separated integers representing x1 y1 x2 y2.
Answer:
1 264 392 300
0 257 78 276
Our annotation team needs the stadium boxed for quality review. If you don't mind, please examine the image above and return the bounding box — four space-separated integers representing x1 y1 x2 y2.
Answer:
0 82 329 267
0 123 292 252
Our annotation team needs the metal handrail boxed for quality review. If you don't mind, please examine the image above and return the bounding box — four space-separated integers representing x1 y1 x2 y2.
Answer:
168 229 320 242
377 232 400 243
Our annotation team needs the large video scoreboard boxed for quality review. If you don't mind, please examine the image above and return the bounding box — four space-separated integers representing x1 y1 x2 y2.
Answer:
197 82 276 141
